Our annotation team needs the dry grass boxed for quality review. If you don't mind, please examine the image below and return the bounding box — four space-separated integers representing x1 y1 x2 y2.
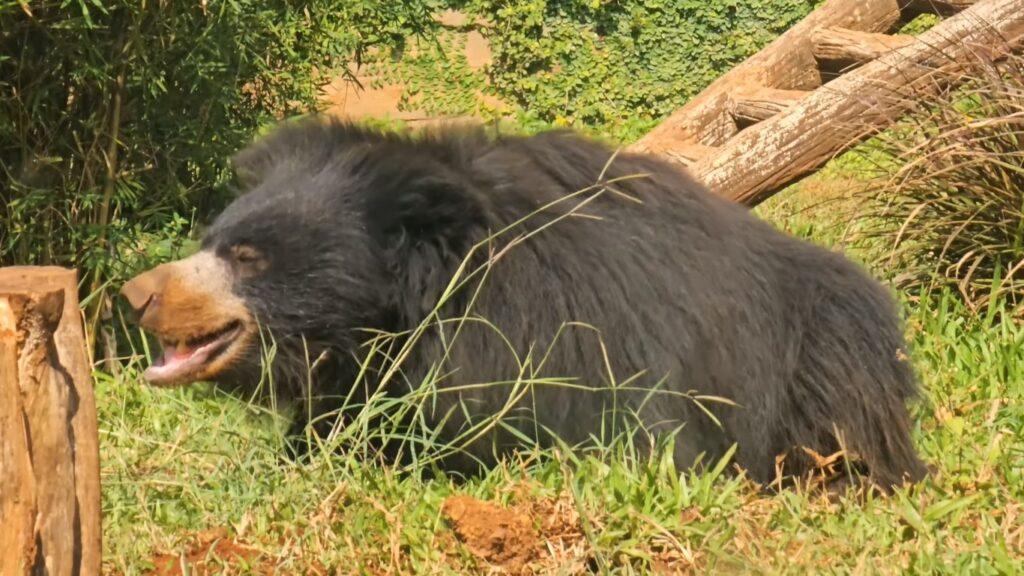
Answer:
857 54 1024 314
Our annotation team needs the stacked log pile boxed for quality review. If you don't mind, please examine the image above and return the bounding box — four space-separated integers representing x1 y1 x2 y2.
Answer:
633 0 1024 206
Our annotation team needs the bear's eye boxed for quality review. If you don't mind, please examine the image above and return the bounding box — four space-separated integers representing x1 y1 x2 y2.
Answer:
229 244 267 276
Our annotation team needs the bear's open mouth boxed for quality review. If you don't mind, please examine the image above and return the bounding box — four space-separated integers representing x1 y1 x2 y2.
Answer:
145 320 243 386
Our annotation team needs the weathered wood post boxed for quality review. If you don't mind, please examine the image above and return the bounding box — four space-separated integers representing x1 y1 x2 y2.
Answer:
1 267 102 575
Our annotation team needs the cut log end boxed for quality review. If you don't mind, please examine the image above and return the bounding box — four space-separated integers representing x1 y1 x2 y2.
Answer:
730 87 811 125
812 27 916 66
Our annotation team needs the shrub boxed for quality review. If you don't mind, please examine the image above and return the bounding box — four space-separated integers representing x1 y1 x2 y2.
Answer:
1 0 442 344
859 54 1024 314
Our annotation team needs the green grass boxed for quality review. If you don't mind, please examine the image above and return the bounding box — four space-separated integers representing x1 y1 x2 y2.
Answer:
98 184 1024 574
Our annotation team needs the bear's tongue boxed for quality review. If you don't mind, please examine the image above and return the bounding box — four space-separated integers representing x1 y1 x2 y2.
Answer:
164 342 200 365
142 322 241 386
145 340 217 385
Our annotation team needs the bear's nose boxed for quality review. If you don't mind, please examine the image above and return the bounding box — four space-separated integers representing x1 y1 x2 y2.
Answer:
120 265 172 320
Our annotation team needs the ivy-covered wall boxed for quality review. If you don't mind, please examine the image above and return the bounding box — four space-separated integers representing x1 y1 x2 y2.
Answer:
383 1 818 141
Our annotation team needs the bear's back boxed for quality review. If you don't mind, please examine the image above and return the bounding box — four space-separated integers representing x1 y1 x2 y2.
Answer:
409 128 872 471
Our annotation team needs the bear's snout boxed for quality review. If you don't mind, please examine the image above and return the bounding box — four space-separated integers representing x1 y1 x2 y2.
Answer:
119 252 256 387
120 264 171 323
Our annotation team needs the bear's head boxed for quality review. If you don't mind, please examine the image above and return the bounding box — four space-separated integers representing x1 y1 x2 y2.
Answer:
120 120 486 388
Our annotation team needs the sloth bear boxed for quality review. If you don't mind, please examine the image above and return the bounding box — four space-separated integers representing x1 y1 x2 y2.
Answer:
120 117 926 488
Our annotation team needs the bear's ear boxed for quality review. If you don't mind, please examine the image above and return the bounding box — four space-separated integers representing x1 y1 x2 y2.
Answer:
231 117 371 189
365 167 485 323
230 120 310 189
230 145 273 189
364 168 483 254
230 127 315 190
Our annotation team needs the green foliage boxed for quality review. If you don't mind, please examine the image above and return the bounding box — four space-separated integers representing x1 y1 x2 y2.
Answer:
459 0 817 141
0 0 442 288
372 31 503 121
899 11 941 35
357 0 819 142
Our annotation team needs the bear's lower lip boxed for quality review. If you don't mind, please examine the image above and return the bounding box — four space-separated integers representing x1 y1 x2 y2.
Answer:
144 321 242 386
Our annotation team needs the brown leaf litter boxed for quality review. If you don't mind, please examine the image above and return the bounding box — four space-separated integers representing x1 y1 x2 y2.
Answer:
143 527 327 576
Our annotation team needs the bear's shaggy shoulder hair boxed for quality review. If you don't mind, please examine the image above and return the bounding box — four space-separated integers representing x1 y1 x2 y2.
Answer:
208 118 926 487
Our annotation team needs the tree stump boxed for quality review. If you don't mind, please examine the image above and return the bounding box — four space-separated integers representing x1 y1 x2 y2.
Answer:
1 267 101 576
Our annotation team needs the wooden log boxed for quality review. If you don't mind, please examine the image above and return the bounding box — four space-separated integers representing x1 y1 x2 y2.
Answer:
691 0 1024 206
812 28 916 65
0 267 101 576
731 87 810 125
632 0 907 151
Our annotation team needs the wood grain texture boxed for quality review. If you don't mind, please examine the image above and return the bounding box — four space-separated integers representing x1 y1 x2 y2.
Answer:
731 87 810 124
0 267 101 576
0 297 38 576
811 27 916 65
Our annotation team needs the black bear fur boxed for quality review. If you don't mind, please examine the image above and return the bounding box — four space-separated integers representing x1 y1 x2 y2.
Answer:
196 117 926 487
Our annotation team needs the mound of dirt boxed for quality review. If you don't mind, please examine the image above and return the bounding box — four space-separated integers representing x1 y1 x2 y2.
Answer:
441 488 589 574
442 495 539 570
